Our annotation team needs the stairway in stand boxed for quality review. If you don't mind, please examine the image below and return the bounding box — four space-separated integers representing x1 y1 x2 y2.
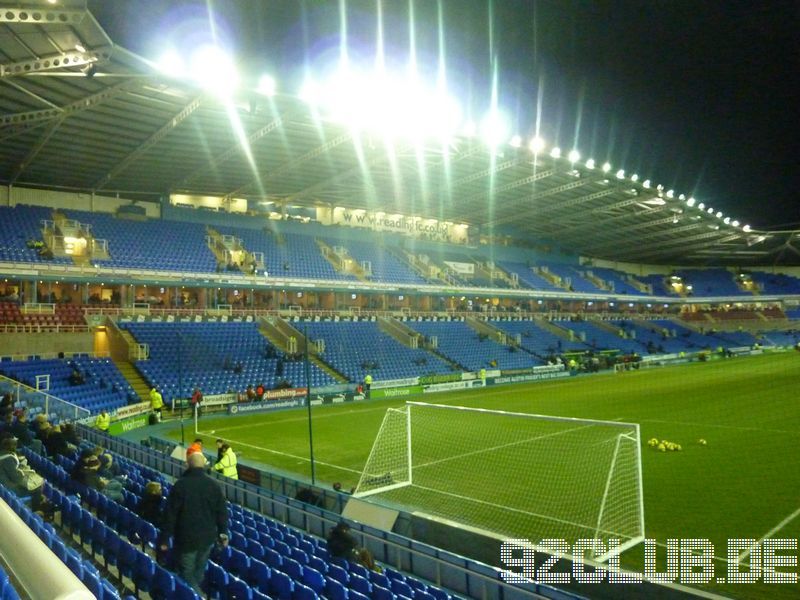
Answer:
112 359 150 403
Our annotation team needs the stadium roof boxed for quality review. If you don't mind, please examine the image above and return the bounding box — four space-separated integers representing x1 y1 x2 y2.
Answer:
1 1 798 267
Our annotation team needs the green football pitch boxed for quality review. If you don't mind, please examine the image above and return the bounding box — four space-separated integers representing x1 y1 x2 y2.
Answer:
161 352 800 599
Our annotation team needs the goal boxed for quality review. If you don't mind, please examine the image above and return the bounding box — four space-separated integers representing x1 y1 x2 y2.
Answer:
353 402 644 561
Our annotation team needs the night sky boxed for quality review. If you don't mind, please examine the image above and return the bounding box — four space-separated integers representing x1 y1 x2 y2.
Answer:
89 0 799 232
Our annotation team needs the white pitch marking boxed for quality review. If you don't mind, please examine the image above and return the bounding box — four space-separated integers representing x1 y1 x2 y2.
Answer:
738 506 800 562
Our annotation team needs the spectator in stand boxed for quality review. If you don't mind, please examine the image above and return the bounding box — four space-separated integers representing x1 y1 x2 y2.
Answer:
159 452 229 594
60 422 81 447
93 446 121 478
71 454 126 502
33 415 50 442
136 481 165 527
68 368 84 386
0 393 14 419
255 382 265 399
186 438 204 460
94 410 110 432
245 385 256 401
43 425 75 458
214 443 238 480
215 439 225 463
0 437 49 514
190 388 203 418
327 522 378 571
10 410 44 455
149 387 164 422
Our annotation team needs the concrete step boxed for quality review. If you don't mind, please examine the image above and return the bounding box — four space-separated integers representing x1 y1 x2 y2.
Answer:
112 358 150 402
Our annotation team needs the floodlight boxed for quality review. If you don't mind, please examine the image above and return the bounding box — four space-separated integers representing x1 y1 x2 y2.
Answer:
585 158 595 169
697 202 705 210
299 79 321 105
707 208 714 214
567 149 580 162
479 110 511 147
462 121 477 137
678 194 686 200
602 162 612 173
550 147 561 158
257 75 276 97
743 224 751 231
189 46 239 95
75 43 86 53
528 136 546 153
716 211 723 218
157 50 186 78
732 220 740 227
666 189 674 198
615 169 625 179
630 173 639 182
656 184 664 191
686 197 696 206
723 217 731 224
642 179 651 188
510 135 522 148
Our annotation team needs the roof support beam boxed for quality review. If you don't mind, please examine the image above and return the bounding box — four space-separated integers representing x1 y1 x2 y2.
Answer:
8 115 65 184
490 181 610 227
0 6 87 25
0 46 113 78
577 214 693 252
616 229 729 261
0 78 140 127
227 132 353 198
283 142 413 203
555 198 665 236
171 114 287 191
93 94 203 190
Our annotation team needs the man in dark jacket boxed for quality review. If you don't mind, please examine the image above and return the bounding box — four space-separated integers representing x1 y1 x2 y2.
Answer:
159 452 228 593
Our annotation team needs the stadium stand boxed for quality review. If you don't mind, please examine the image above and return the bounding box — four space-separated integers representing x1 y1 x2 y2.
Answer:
0 303 86 328
488 318 586 359
556 320 642 353
496 261 563 291
406 320 536 371
119 321 335 397
589 267 648 296
217 227 356 281
324 238 428 285
65 211 217 273
750 272 800 295
302 319 452 380
540 263 604 293
675 269 750 296
0 206 72 265
0 357 133 414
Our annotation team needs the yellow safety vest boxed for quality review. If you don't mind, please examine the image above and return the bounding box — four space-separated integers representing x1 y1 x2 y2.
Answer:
364 374 373 385
95 413 111 431
214 449 238 479
150 390 164 410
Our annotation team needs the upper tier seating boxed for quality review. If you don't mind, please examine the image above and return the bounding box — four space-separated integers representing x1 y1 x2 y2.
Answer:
751 272 800 295
65 211 217 273
540 264 604 293
677 269 749 296
326 239 428 285
589 268 648 296
120 321 335 397
217 227 355 281
786 308 800 320
496 262 563 291
637 275 677 296
0 205 72 265
302 320 452 381
0 357 133 414
406 320 536 371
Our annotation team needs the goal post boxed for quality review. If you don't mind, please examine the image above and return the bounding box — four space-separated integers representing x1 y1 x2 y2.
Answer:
353 407 413 498
353 401 644 561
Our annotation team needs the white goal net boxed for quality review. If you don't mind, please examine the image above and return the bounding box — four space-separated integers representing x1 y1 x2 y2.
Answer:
353 401 644 560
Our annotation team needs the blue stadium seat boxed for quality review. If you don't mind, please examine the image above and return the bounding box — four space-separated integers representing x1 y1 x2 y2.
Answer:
348 574 372 597
324 577 348 600
302 567 325 594
206 561 229 600
248 558 271 593
281 556 303 580
327 563 349 586
152 566 176 600
269 569 294 600
373 585 395 600
293 582 319 600
227 575 253 600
